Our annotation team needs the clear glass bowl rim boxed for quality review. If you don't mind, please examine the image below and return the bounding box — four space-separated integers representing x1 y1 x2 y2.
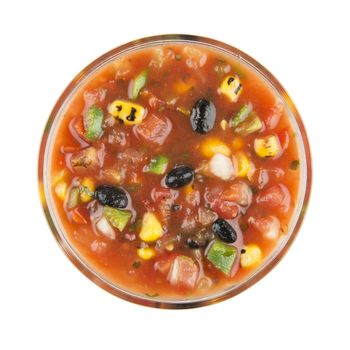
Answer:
38 34 312 309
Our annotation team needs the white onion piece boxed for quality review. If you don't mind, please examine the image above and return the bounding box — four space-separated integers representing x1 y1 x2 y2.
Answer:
96 217 116 240
209 153 235 180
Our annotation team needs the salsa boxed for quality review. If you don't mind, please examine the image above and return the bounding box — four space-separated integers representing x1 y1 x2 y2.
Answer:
48 43 301 299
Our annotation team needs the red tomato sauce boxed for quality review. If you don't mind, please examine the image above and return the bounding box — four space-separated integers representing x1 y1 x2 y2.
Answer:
49 44 301 298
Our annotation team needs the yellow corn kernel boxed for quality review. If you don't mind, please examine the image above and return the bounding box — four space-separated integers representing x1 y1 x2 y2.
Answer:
174 78 195 94
219 75 243 102
108 99 146 125
80 177 95 203
200 137 231 158
232 137 244 150
184 183 195 196
236 151 251 177
254 135 281 158
165 243 174 251
137 247 156 260
240 244 262 268
54 181 67 201
220 120 228 130
139 212 163 242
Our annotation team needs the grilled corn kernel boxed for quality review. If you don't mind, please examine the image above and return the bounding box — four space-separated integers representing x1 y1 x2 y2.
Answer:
139 212 163 242
254 135 281 158
55 181 67 201
219 75 242 102
240 244 262 268
220 120 228 130
137 247 156 260
236 151 251 177
200 137 231 158
108 100 146 125
80 177 95 203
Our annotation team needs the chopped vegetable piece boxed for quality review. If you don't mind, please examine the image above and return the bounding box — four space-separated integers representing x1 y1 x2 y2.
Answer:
230 103 253 128
250 216 280 240
84 106 103 141
145 155 169 175
139 212 163 242
236 151 252 177
219 75 242 102
209 153 235 180
135 114 172 145
70 146 100 171
206 240 237 275
200 137 231 158
290 159 300 170
234 112 263 136
130 70 148 100
66 187 79 209
96 216 116 240
240 244 262 268
167 255 199 288
108 100 146 125
256 184 291 213
55 181 67 201
103 206 131 232
80 177 95 202
137 247 156 260
254 135 281 158
183 46 207 69
221 181 252 207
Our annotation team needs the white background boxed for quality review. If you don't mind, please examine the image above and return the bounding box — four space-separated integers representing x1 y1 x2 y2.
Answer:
1 0 349 349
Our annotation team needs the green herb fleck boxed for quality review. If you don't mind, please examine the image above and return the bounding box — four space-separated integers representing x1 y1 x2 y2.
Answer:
132 261 141 269
290 159 300 170
158 106 165 112
175 54 182 61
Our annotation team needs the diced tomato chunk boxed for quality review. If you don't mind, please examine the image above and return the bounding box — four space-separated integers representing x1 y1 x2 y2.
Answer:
212 200 239 219
221 181 252 206
154 253 178 275
256 184 291 213
135 114 172 145
167 255 199 289
250 215 280 240
151 187 173 202
264 102 283 130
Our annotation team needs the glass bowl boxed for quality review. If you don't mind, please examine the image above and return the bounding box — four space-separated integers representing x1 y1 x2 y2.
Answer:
38 34 312 308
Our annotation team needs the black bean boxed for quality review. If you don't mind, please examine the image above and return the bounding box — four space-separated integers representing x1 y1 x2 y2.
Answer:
165 165 194 188
212 218 237 243
186 229 215 249
95 185 128 208
190 99 216 134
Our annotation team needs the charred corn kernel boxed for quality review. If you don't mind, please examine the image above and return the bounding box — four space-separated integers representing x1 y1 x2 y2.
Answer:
236 151 251 177
174 78 195 94
54 181 67 201
232 137 244 150
137 247 156 260
220 120 228 130
80 177 95 202
200 137 231 158
254 135 281 158
219 75 242 102
139 212 163 242
108 100 145 125
240 244 262 268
